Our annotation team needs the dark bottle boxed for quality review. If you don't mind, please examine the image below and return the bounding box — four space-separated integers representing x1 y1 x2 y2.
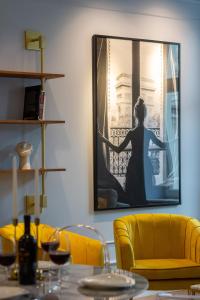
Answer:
18 215 37 285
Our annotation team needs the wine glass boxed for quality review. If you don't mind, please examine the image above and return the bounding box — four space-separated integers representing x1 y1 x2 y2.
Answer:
48 230 71 290
0 236 16 280
40 229 60 293
41 229 60 261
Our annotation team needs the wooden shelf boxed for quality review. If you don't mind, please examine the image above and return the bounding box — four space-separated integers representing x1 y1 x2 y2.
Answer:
0 168 66 174
0 120 65 125
0 70 65 80
39 168 66 173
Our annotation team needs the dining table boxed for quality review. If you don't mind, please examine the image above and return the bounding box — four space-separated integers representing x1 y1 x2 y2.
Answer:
0 264 149 300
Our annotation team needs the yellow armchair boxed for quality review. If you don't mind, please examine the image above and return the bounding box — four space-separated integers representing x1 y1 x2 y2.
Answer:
0 223 104 267
114 214 200 290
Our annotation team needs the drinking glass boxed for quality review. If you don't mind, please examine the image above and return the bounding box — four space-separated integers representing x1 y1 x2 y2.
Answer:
40 229 60 293
0 236 16 280
48 230 71 289
41 229 60 260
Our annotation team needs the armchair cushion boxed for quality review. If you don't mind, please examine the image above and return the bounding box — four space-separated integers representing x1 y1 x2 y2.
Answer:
131 259 200 280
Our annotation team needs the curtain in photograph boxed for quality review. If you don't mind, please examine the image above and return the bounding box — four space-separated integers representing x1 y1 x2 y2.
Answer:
96 38 126 204
96 38 108 139
163 44 179 190
96 37 110 169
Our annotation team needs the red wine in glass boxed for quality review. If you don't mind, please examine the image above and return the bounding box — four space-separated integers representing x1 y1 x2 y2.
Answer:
49 251 70 265
41 241 59 253
0 253 16 267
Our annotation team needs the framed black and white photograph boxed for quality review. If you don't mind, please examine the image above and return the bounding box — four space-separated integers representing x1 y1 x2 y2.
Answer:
93 35 180 211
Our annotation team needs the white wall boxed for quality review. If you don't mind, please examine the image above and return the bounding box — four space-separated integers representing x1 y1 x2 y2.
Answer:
0 0 200 260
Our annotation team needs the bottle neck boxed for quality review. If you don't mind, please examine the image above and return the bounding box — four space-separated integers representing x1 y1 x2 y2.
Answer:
24 215 31 235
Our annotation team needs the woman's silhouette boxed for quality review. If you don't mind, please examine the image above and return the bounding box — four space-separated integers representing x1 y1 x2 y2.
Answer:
100 97 167 206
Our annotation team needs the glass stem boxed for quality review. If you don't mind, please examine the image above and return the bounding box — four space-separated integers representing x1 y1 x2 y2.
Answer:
58 266 61 285
5 267 9 280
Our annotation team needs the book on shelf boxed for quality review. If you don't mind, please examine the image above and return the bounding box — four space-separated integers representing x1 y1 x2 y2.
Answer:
23 85 46 120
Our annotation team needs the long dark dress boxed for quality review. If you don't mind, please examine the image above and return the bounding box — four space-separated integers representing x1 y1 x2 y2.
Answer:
110 125 165 206
125 127 153 205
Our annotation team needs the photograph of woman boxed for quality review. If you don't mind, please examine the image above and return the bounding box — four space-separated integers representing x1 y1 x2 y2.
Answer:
93 35 180 210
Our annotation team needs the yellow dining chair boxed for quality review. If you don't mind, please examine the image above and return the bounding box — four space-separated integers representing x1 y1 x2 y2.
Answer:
0 222 105 267
0 223 53 260
59 224 110 268
114 213 200 290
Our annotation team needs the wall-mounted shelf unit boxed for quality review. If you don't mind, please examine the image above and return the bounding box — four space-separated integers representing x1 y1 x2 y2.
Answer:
0 30 66 214
0 68 65 213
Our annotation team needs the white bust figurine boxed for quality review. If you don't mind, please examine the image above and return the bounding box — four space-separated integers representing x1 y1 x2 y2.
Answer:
16 141 33 170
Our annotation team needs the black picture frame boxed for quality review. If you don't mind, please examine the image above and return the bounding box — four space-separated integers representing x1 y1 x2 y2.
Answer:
93 34 181 211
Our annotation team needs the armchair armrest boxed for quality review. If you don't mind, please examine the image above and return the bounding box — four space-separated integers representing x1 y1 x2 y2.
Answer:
113 219 135 271
190 226 200 263
185 219 200 263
